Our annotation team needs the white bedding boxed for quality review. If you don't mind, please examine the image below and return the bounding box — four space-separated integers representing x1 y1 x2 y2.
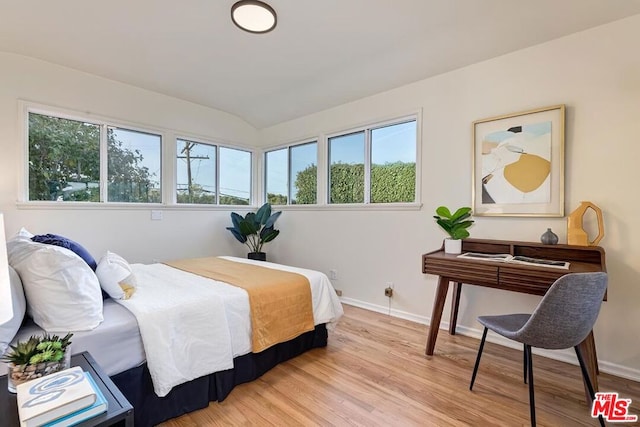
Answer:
124 257 343 396
5 257 344 398
116 264 234 397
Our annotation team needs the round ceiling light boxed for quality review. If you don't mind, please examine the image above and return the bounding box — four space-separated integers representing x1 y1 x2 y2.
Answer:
231 1 277 34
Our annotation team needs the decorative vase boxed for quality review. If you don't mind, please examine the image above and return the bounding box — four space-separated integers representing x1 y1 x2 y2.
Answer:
247 252 266 261
444 238 462 255
540 228 559 245
7 351 70 393
567 201 605 246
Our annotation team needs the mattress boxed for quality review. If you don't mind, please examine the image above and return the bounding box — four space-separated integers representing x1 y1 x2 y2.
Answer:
3 299 145 376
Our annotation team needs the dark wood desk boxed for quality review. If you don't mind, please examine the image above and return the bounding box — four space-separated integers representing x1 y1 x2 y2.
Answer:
0 351 133 427
422 238 606 398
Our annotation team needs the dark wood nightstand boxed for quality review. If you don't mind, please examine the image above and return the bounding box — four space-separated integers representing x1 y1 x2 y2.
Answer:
0 351 133 426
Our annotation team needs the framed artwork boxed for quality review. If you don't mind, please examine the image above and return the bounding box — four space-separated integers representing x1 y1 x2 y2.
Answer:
472 105 565 217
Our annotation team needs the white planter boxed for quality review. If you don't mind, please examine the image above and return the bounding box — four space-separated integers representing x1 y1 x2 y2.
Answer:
444 238 462 254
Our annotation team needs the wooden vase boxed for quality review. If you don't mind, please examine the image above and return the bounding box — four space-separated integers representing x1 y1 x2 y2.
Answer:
567 201 604 246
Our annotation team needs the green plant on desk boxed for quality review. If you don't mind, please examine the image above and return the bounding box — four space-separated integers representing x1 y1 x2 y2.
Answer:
433 206 474 239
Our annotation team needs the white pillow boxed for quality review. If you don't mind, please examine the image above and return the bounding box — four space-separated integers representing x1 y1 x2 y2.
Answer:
96 251 137 300
7 238 103 332
0 266 27 356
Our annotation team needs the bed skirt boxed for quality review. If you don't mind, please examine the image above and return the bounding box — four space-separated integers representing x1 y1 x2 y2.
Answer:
111 324 328 427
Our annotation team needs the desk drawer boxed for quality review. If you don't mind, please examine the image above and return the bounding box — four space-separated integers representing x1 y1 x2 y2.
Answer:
424 258 498 286
499 266 564 295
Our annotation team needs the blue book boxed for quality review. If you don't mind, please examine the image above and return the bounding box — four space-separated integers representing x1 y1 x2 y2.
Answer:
43 372 108 427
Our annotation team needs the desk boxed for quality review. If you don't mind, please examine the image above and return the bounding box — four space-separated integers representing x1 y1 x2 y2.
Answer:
422 238 606 398
0 351 133 427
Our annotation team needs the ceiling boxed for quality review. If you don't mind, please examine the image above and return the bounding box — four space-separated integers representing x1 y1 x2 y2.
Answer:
1 1 640 129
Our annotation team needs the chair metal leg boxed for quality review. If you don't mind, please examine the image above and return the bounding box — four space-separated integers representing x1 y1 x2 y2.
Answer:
524 343 528 384
526 345 536 427
470 327 488 390
575 346 606 427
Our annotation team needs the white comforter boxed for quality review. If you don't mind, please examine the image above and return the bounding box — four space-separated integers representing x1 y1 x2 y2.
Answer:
115 264 234 397
120 257 344 397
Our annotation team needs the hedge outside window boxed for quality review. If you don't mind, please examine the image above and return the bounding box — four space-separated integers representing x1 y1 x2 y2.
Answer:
265 141 317 205
328 119 416 204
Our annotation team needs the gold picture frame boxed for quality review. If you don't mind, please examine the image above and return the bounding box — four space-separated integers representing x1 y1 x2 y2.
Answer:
472 105 565 217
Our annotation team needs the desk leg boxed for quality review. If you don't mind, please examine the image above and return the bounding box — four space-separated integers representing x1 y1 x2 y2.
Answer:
425 276 450 356
449 282 462 335
578 331 599 402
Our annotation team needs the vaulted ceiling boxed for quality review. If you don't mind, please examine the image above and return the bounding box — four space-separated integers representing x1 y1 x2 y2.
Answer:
1 1 639 128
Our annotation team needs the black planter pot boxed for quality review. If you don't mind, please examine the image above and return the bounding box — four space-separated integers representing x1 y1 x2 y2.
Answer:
247 252 266 261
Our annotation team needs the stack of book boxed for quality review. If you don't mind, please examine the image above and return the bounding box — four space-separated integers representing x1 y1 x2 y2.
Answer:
16 366 108 427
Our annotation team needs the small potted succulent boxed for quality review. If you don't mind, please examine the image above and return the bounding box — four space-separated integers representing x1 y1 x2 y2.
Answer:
3 332 73 393
433 206 474 254
226 202 282 261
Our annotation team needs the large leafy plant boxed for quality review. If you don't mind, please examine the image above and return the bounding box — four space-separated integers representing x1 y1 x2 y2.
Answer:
433 206 474 240
227 203 282 253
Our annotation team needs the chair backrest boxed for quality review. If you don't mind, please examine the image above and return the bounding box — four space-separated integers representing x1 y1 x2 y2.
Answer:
516 272 608 349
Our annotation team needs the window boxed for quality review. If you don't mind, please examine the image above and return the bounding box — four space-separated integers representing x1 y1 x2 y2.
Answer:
177 139 217 204
176 139 252 205
328 132 365 204
219 147 252 205
108 127 161 203
28 111 162 203
265 141 318 205
328 118 416 204
370 120 416 203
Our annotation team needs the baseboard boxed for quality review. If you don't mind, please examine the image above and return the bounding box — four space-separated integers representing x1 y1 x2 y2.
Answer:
340 297 430 325
340 297 640 383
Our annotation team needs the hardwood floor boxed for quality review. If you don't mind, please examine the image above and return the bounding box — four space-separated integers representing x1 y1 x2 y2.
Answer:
160 305 640 426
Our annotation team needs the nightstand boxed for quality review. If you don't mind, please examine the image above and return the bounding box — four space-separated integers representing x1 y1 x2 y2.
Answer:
0 351 133 426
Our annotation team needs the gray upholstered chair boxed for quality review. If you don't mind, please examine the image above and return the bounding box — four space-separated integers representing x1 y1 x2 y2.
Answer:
469 272 608 427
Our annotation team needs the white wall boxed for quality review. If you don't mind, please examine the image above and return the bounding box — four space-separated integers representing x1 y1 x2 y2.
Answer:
0 53 258 262
260 15 640 379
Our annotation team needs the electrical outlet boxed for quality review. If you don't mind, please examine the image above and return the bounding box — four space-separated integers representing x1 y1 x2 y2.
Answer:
384 287 393 297
329 269 338 280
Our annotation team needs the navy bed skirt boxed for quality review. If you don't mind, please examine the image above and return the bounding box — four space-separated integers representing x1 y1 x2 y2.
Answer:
111 324 328 427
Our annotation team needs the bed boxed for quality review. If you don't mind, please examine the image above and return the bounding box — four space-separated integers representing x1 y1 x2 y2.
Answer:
2 231 343 426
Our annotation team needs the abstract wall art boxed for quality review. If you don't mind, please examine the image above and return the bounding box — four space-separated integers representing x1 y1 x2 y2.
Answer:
472 105 565 217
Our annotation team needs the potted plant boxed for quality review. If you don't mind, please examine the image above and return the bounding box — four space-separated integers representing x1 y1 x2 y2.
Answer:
226 202 282 261
3 332 73 393
433 206 474 254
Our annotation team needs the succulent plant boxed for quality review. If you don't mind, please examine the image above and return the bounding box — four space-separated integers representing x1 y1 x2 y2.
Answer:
2 333 73 366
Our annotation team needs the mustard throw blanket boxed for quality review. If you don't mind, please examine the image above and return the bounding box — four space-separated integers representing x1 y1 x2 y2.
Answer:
165 257 315 352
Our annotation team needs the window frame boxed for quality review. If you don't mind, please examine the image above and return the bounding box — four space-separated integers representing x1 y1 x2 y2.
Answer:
24 106 164 205
326 114 420 206
263 139 318 206
18 101 255 209
174 137 255 207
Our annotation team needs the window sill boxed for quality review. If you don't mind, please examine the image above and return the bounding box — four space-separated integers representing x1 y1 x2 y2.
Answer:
15 202 255 211
16 201 423 212
272 202 423 212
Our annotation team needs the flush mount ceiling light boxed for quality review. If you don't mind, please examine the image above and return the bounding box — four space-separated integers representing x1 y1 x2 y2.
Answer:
231 1 277 34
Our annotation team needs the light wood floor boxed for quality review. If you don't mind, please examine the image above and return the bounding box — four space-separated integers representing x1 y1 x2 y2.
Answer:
160 305 640 426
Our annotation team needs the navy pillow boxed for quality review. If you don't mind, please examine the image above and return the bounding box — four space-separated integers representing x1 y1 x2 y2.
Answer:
31 234 98 271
